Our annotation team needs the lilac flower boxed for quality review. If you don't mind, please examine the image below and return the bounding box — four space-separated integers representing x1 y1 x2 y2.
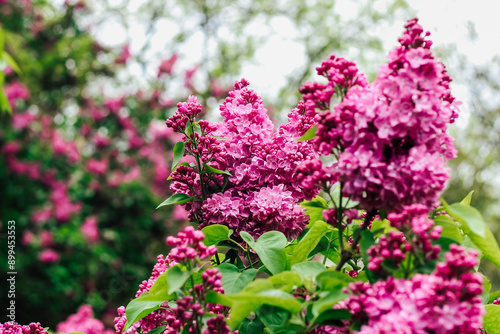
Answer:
339 245 484 334
301 18 459 212
168 79 316 238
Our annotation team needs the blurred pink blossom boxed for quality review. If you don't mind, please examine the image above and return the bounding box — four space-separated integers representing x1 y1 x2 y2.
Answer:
4 82 30 107
57 304 112 334
32 208 52 224
157 53 179 77
51 182 82 222
115 45 130 65
52 132 80 162
173 205 189 221
12 112 36 130
22 231 34 245
92 133 111 148
104 97 124 113
39 231 54 247
39 249 60 262
81 216 99 244
87 158 108 175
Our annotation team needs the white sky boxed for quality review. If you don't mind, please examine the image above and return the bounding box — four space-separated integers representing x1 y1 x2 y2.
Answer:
55 0 500 125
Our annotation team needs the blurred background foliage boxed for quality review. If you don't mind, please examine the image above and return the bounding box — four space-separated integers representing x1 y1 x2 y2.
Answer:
0 0 498 329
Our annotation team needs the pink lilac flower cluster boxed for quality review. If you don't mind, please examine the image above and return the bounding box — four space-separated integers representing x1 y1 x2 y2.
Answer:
166 226 217 264
295 159 335 197
114 226 228 334
336 244 484 333
56 304 113 334
299 18 459 212
161 269 225 333
390 204 442 250
165 95 203 132
167 79 317 239
368 204 441 273
366 231 408 273
0 322 47 334
299 55 368 116
203 314 231 334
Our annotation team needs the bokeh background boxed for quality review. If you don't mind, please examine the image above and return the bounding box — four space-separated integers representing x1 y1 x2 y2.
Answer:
1 0 499 330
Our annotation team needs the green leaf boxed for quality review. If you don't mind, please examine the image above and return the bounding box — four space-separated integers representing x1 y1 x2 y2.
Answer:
257 304 290 333
203 163 231 176
240 231 287 275
370 218 395 237
489 290 500 303
238 317 265 334
301 196 328 226
483 274 492 304
433 215 462 243
460 190 474 206
314 309 352 327
201 224 231 246
359 229 374 265
467 225 500 268
312 289 349 318
124 290 175 331
147 326 167 334
442 201 486 238
330 187 357 209
124 264 191 330
242 279 274 293
268 271 303 292
172 141 186 169
0 85 11 114
206 290 302 330
444 198 500 269
218 263 258 295
0 28 4 55
291 220 333 266
186 121 193 137
296 125 317 141
166 265 190 294
2 52 21 74
483 305 500 334
183 271 203 291
316 270 354 291
156 193 195 209
291 261 326 281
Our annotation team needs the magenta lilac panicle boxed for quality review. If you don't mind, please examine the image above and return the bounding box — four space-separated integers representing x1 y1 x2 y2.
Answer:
167 80 317 239
114 226 224 334
0 322 48 334
299 18 459 212
336 245 484 334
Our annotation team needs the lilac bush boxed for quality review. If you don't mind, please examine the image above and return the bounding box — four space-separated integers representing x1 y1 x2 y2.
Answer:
5 16 500 334
106 18 500 334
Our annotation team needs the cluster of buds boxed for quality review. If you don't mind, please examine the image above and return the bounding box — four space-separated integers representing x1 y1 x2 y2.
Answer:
165 96 202 133
166 226 217 264
367 231 409 273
